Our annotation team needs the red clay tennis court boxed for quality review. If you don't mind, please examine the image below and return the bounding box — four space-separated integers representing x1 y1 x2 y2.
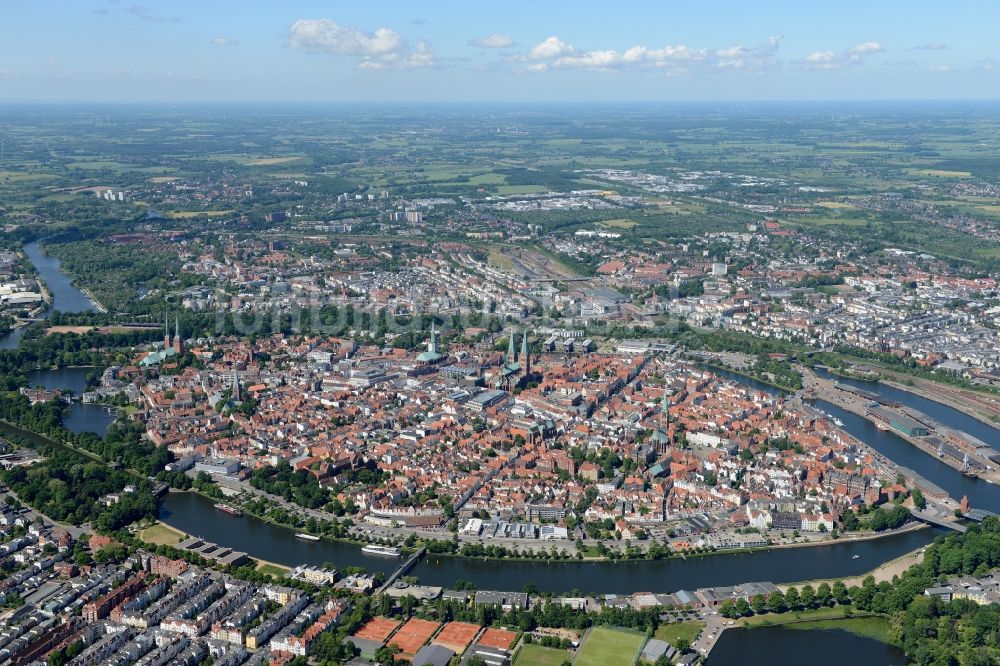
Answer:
389 617 441 656
478 627 518 650
352 616 401 643
432 621 481 653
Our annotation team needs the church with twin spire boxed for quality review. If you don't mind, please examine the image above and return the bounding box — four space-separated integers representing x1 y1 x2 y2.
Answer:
494 328 532 391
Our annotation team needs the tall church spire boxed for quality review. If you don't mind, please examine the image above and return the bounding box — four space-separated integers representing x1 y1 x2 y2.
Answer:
163 310 171 349
173 315 183 355
521 329 530 375
507 328 516 363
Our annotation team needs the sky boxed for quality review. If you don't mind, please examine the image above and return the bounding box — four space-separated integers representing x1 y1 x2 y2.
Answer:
1 0 999 103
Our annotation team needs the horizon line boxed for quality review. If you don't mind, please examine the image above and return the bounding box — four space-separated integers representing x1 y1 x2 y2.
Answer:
2 97 1000 106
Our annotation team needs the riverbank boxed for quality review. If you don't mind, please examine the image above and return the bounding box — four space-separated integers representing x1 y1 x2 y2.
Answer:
770 520 927 551
0 416 104 463
739 608 891 640
823 363 1000 430
696 359 795 393
699 607 893 659
196 486 929 567
170 486 934 580
133 517 290 576
881 377 1000 429
781 543 926 591
79 287 107 314
801 367 999 485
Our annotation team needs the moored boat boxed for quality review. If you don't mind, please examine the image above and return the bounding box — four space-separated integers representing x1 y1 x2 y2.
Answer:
361 545 401 557
295 533 320 541
214 503 242 517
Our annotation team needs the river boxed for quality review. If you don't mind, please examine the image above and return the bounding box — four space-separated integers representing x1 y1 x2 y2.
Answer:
22 240 98 314
159 491 939 593
0 240 98 349
709 625 905 665
816 368 1000 452
26 366 116 437
0 243 113 436
811 370 1000 512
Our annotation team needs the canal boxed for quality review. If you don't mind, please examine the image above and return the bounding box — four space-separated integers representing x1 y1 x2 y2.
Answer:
709 625 905 665
159 491 940 593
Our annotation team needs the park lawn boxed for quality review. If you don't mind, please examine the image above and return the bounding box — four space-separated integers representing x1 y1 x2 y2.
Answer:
786 616 891 642
654 620 705 646
740 608 890 642
513 643 570 666
138 522 185 546
255 561 290 577
575 627 646 666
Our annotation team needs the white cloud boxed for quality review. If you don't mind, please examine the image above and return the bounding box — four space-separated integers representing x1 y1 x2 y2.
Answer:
801 51 838 70
287 18 434 70
359 40 436 70
527 36 576 60
288 19 403 56
848 42 884 59
469 33 515 49
518 35 781 74
911 42 948 51
799 41 884 70
211 37 238 46
926 64 951 72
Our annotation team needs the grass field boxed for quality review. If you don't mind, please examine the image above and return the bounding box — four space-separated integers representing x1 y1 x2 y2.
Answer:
497 184 549 195
255 561 290 576
67 160 126 170
814 201 858 209
741 606 864 628
791 216 870 227
741 608 891 642
653 620 705 646
785 616 891 642
513 643 569 666
907 168 972 178
469 172 507 185
137 522 185 546
600 218 638 228
575 627 645 666
247 156 305 166
488 249 514 271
